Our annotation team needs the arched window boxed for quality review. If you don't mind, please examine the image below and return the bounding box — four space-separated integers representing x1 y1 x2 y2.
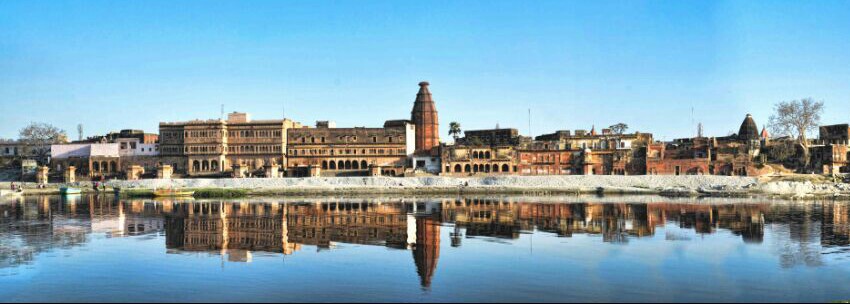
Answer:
202 160 209 171
192 160 200 172
454 164 462 173
502 164 510 172
485 151 491 159
361 160 368 169
472 151 479 159
322 161 328 170
344 160 351 170
111 161 117 173
93 162 100 172
464 164 471 173
352 161 360 170
338 161 344 170
493 165 500 173
211 160 219 171
329 161 336 170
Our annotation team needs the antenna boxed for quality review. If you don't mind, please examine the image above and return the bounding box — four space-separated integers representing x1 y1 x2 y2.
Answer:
220 104 224 120
528 108 532 138
77 124 83 141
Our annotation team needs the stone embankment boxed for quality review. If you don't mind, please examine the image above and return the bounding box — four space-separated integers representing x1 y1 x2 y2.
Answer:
99 175 850 199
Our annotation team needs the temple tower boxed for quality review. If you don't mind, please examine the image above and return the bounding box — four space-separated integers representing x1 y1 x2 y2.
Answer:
411 81 440 153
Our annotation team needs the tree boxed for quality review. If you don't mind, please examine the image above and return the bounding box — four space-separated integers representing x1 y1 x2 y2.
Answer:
449 122 462 142
19 122 68 145
767 98 824 169
609 123 629 135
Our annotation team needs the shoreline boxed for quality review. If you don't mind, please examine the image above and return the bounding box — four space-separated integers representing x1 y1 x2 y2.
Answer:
3 175 848 200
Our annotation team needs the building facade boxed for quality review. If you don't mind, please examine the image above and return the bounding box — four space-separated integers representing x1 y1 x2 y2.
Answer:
286 120 415 177
158 112 302 177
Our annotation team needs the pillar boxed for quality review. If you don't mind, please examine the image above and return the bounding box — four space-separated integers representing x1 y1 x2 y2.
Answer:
232 164 247 178
308 165 321 177
64 166 76 183
264 164 279 178
157 164 173 179
36 166 49 185
370 165 381 177
126 165 144 181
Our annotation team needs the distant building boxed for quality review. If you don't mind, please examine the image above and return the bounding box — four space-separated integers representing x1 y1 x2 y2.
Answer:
158 112 303 176
286 120 415 177
50 143 121 178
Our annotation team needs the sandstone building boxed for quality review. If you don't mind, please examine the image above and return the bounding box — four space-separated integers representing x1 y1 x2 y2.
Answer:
159 112 303 177
286 120 415 177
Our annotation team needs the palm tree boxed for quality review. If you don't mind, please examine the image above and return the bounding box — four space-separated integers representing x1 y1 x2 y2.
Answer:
449 122 462 143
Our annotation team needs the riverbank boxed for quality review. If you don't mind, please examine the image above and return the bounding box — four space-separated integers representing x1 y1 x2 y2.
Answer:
3 175 848 199
103 175 849 199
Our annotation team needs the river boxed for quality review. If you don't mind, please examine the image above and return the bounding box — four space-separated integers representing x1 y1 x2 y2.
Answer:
1 194 849 302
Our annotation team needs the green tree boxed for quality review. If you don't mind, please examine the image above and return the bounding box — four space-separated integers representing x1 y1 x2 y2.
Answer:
609 123 629 135
449 122 462 142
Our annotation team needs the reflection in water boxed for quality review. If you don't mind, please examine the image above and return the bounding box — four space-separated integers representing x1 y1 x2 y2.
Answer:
2 196 850 289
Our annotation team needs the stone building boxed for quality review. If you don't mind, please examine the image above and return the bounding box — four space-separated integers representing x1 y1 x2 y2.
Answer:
50 143 121 179
810 124 850 174
409 82 442 174
158 112 303 177
440 128 523 176
516 129 652 175
646 114 769 176
286 120 415 177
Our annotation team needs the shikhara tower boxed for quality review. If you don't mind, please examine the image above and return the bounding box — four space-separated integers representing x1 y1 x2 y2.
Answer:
411 81 440 153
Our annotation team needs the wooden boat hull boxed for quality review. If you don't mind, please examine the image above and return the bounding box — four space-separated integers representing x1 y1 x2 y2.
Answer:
153 190 194 197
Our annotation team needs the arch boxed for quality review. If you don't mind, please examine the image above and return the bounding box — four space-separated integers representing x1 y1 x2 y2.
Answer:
473 151 479 159
329 161 336 170
454 164 462 173
192 160 200 172
485 151 491 159
337 161 344 170
202 160 210 171
473 164 479 173
344 160 352 170
101 161 109 172
93 162 100 172
493 165 499 173
485 164 491 173
464 164 471 173
361 160 368 169
322 161 328 170
502 164 510 172
110 161 117 173
211 160 219 171
352 161 360 170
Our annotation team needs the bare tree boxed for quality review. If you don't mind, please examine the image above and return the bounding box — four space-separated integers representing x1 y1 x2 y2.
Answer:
19 122 68 145
767 98 824 169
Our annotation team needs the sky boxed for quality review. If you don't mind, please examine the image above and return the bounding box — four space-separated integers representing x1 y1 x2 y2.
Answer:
1 0 849 141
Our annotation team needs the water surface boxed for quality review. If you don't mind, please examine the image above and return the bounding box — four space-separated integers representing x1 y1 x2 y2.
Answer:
1 195 849 302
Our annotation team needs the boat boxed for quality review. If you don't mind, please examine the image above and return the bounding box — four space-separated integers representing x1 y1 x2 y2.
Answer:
60 187 82 195
153 189 195 197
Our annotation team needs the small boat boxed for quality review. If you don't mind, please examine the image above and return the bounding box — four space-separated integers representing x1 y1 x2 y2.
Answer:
60 187 82 195
153 189 194 197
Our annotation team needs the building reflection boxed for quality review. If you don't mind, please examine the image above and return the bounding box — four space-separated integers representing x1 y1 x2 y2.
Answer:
2 196 850 285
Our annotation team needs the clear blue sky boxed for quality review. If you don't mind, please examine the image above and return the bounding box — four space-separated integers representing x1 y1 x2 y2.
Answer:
1 0 848 141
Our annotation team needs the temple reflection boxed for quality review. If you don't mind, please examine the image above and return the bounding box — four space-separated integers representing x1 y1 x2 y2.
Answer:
2 196 850 285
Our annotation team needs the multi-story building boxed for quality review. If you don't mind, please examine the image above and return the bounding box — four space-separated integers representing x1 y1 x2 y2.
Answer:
811 124 850 174
440 128 523 175
286 120 415 177
158 112 303 176
518 128 652 175
646 114 769 176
